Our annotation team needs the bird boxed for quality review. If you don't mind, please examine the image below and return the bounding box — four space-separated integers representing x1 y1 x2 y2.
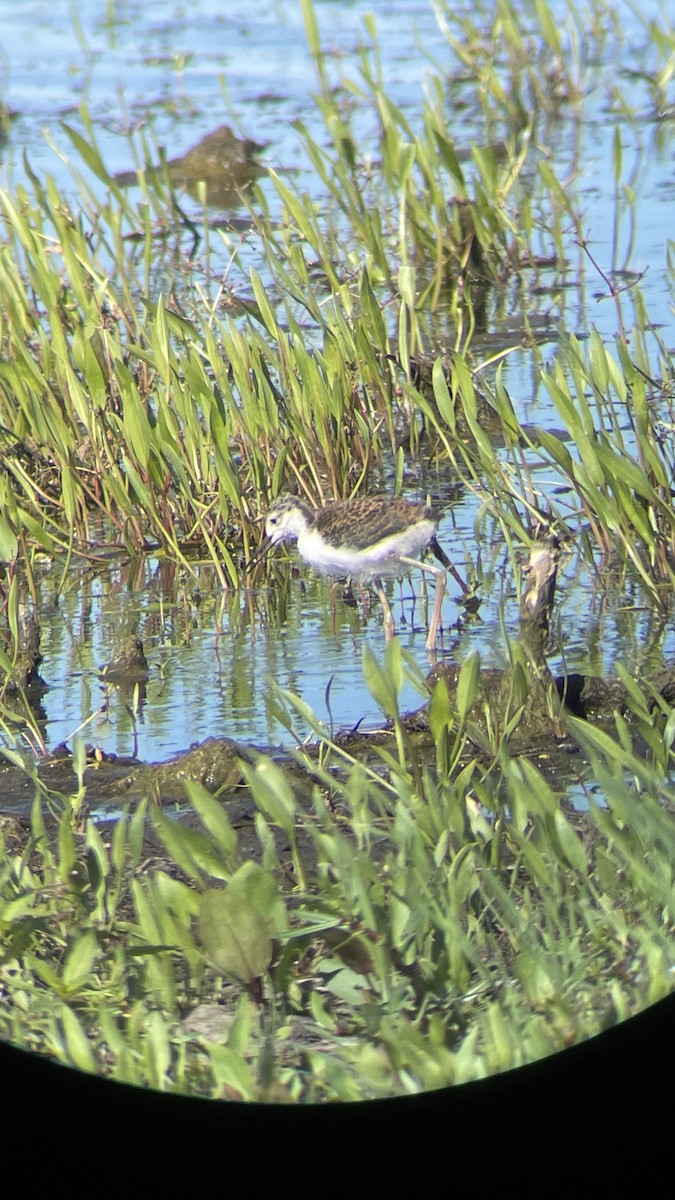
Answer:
246 494 467 650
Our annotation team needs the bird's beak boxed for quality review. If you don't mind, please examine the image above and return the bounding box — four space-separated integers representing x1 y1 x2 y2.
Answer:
245 533 274 573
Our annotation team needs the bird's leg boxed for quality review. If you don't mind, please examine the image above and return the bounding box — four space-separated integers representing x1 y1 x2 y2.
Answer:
374 578 396 641
399 556 446 650
425 565 446 651
325 577 342 634
397 574 412 626
350 578 370 623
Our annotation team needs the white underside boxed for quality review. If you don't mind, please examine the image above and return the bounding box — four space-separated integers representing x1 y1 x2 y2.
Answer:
297 520 437 582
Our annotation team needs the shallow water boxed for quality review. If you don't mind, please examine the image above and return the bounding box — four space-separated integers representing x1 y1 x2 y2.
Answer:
21 523 674 765
1 0 674 761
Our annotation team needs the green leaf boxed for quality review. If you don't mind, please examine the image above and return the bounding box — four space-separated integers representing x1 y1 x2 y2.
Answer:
250 268 281 339
145 1009 171 1089
62 931 100 988
359 267 386 346
516 951 558 1007
57 807 76 883
207 1045 256 1100
199 888 273 984
362 642 400 720
456 651 481 723
428 675 454 740
228 861 288 933
431 358 455 432
612 126 623 181
60 123 112 185
535 427 575 476
61 1005 96 1074
150 807 232 881
0 514 18 561
120 389 151 469
183 779 239 861
242 759 296 835
151 294 171 387
553 809 588 874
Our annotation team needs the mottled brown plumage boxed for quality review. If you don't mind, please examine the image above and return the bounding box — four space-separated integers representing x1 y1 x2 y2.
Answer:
311 496 437 551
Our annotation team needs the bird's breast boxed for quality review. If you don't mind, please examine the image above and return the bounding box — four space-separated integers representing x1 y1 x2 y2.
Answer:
296 520 436 581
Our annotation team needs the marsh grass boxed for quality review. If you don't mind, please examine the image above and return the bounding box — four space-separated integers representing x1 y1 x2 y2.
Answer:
1 664 673 1100
1 0 671 577
1 0 675 1099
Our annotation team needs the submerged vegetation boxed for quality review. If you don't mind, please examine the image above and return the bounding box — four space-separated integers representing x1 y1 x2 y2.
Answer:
0 0 674 1100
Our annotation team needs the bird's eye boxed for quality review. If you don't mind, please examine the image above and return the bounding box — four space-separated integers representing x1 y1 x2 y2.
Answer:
269 516 278 526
